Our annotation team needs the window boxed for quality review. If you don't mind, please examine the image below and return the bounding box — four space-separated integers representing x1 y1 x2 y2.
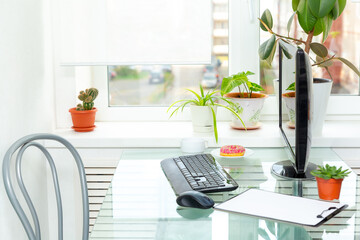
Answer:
107 0 229 107
260 0 360 96
81 0 360 123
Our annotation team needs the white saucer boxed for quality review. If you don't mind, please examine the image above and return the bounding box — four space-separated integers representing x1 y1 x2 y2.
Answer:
211 148 255 159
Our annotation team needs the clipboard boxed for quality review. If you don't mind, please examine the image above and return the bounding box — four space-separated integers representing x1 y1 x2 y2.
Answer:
214 188 347 227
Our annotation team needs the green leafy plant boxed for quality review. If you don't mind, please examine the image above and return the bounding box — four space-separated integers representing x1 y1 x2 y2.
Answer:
259 1 360 80
286 82 296 91
311 164 351 179
76 88 99 111
221 71 265 98
167 85 245 142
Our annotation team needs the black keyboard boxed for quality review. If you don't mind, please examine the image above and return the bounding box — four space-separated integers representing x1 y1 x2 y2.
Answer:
161 154 238 195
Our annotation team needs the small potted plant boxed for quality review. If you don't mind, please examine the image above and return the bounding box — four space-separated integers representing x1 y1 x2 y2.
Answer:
167 85 245 143
221 71 267 129
311 164 351 200
69 88 99 132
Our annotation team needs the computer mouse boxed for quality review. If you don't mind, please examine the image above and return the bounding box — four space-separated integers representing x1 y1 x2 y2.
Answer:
176 191 215 209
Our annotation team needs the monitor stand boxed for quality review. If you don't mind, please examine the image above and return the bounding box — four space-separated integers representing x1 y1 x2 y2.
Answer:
271 160 317 180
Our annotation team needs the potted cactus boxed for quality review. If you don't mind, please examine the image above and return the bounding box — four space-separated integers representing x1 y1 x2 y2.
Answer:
311 164 351 201
69 88 99 132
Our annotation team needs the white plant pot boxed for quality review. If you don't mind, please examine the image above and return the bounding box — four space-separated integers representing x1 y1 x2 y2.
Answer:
282 92 295 128
273 78 332 135
313 78 332 136
190 105 217 132
224 92 267 129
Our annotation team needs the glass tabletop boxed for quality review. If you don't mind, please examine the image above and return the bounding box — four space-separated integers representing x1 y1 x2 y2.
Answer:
89 148 360 240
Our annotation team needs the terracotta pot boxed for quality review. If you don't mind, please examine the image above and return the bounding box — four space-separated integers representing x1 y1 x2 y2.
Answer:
224 92 268 130
69 107 97 132
316 177 343 200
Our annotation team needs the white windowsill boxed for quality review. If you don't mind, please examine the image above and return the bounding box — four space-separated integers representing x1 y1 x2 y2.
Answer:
49 120 360 148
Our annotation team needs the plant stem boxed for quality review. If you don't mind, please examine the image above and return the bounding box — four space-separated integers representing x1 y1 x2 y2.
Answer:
258 18 306 44
276 34 305 44
238 86 242 98
304 29 314 54
324 67 334 81
312 56 336 67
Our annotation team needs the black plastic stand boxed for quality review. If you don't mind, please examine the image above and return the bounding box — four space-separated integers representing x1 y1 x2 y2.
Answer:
271 160 317 180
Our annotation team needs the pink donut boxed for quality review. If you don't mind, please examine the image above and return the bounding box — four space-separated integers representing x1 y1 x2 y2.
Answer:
220 145 245 156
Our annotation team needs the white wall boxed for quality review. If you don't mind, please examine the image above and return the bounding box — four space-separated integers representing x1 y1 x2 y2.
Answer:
0 0 54 239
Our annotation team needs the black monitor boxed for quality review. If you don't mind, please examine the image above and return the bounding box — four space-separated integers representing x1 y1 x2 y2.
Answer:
271 43 317 180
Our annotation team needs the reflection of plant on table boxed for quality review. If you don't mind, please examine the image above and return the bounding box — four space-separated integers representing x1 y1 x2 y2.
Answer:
258 220 311 240
259 1 360 79
167 85 245 143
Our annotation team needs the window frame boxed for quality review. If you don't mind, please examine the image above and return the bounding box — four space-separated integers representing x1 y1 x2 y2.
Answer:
55 0 360 127
92 0 261 122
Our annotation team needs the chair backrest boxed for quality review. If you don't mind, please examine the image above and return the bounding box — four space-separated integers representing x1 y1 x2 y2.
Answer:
2 133 89 240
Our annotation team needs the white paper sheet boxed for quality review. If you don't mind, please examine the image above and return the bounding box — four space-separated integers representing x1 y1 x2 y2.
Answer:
214 189 347 227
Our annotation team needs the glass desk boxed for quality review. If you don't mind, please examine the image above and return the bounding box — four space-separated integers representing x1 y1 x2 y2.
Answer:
89 148 360 240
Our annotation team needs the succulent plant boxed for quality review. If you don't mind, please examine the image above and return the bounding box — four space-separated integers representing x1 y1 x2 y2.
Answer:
311 164 351 180
76 88 99 111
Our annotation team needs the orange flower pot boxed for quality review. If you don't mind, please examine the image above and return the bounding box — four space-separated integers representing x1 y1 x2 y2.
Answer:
316 177 343 200
69 107 97 132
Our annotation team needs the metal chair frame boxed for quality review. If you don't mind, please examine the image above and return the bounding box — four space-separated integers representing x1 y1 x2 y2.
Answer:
2 134 89 240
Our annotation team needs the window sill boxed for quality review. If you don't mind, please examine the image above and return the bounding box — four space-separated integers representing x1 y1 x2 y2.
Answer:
50 120 360 148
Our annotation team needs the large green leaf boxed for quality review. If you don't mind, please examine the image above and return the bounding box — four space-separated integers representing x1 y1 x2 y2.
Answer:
260 9 273 32
220 72 254 96
249 82 265 92
265 39 277 66
287 12 297 35
310 42 328 58
297 0 318 33
292 0 300 11
331 0 347 20
321 14 333 42
287 82 296 91
313 18 324 36
308 0 336 18
337 57 360 77
279 40 293 59
259 35 276 60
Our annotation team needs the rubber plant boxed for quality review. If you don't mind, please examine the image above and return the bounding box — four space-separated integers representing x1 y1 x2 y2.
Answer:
167 85 245 143
69 88 99 132
258 0 360 79
311 164 351 200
